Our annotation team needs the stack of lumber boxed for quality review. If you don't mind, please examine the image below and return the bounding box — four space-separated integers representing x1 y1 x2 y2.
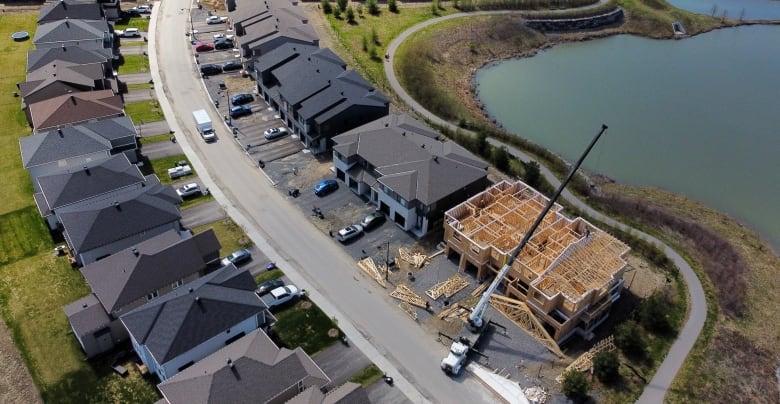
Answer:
425 275 470 300
357 257 386 287
398 247 427 268
390 284 427 308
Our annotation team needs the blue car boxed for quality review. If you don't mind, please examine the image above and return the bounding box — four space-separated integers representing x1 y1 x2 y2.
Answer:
229 105 251 118
314 179 338 196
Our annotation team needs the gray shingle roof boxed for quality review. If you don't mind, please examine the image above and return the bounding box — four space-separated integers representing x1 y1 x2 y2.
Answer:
80 229 220 316
62 293 111 336
27 46 112 72
230 0 316 54
21 62 111 103
20 116 137 168
333 114 488 205
33 19 110 47
38 0 104 23
35 154 143 214
253 42 318 75
286 382 369 404
121 267 266 364
27 89 123 131
58 189 182 253
158 329 331 404
298 70 388 123
273 48 345 106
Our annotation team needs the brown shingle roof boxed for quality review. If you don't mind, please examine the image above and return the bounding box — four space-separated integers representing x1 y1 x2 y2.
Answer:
27 89 123 131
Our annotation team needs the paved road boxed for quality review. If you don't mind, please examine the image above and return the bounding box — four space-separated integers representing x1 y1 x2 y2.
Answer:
150 2 494 403
385 13 707 403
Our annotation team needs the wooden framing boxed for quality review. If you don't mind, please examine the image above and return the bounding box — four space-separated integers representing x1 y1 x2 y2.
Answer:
489 295 566 358
398 302 418 321
357 257 386 288
555 335 616 383
398 247 427 268
425 275 470 300
390 284 427 308
470 282 488 297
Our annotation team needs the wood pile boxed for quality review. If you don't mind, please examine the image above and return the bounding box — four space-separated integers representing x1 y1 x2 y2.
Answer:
398 302 418 321
437 305 469 321
425 275 470 300
357 257 387 287
390 284 427 308
470 282 488 297
398 247 427 268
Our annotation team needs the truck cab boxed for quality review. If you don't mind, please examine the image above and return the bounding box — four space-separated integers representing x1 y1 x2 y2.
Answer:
192 109 216 142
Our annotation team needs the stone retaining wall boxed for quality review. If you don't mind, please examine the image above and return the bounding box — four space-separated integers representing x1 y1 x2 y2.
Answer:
526 8 624 32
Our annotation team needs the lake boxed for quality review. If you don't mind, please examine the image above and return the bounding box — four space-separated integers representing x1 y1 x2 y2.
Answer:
667 0 780 20
475 25 780 251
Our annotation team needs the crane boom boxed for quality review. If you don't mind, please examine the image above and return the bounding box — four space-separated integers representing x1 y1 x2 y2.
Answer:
466 124 609 331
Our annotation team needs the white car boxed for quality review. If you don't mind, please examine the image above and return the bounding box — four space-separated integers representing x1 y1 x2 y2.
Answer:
135 4 152 13
261 285 301 309
213 33 235 40
176 183 201 197
336 224 364 243
206 16 228 24
117 28 140 38
263 127 288 140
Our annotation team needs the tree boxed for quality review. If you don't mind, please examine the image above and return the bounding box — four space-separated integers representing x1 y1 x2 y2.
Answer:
321 0 332 14
593 350 620 384
615 320 648 358
366 0 380 15
361 35 368 52
492 146 510 173
475 132 489 157
523 160 541 188
388 0 398 13
561 370 590 402
336 0 348 12
371 27 380 45
356 3 363 17
431 0 439 15
333 7 341 19
639 291 677 335
346 6 355 23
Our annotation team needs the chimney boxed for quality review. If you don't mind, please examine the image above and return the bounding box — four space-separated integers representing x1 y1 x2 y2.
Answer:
70 95 77 105
131 247 138 256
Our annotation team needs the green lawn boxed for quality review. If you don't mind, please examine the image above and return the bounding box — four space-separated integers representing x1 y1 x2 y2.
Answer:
127 82 154 91
117 54 150 74
192 217 253 256
254 268 284 285
113 16 151 33
138 134 172 145
271 299 341 355
348 364 384 387
179 193 214 210
124 99 165 125
141 154 194 185
0 207 53 266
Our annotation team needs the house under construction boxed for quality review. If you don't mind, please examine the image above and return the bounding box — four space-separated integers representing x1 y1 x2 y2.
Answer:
443 180 630 344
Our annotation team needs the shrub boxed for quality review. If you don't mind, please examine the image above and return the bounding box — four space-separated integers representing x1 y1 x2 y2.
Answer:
561 370 590 402
388 0 398 13
615 320 647 358
333 7 341 19
356 3 363 16
639 291 678 335
371 27 380 45
321 0 332 14
366 0 379 15
346 6 355 23
336 0 347 12
361 35 368 52
593 350 620 384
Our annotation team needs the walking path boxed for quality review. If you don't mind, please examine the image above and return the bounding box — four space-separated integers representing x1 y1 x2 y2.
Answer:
384 13 707 403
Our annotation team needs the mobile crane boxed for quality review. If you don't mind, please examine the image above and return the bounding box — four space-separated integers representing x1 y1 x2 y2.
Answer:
440 125 608 375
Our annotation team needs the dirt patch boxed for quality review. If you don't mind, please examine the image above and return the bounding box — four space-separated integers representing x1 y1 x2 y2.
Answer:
301 3 335 49
0 319 43 404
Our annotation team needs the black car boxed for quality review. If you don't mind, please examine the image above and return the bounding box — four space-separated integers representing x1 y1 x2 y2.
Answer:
255 278 285 296
221 249 252 267
222 61 243 72
214 39 233 50
229 105 252 118
231 93 253 105
199 64 221 76
360 211 386 231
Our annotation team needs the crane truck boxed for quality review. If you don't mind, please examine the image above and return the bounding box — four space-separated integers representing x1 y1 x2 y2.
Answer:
440 125 608 376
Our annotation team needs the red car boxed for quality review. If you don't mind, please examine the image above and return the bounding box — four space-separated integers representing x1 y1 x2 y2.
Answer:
194 42 214 52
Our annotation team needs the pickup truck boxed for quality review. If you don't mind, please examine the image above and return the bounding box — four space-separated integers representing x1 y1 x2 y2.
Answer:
167 165 193 179
261 285 301 309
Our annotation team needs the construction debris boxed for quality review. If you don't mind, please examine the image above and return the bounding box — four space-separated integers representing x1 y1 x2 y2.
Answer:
398 247 427 268
523 386 549 403
426 275 470 300
555 335 616 383
398 302 418 321
470 282 488 297
489 295 566 358
390 284 427 308
357 257 387 288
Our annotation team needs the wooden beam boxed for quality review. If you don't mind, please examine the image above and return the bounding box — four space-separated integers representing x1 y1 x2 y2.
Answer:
489 295 566 358
390 284 427 308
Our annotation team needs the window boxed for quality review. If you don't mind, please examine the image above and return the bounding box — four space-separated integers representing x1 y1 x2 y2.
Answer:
171 280 183 290
146 290 159 301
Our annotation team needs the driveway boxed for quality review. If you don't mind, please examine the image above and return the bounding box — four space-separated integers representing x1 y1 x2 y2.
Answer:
139 138 183 160
120 72 152 85
123 89 154 103
136 120 171 137
180 199 225 229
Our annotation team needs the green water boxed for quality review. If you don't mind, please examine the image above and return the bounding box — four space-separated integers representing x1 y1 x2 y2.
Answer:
475 25 780 251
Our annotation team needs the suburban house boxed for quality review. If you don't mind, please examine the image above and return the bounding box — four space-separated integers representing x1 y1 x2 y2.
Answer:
26 89 124 131
57 184 183 265
34 154 157 230
332 114 489 237
20 116 138 184
63 229 221 358
26 46 113 74
19 60 117 108
37 0 105 23
226 0 318 64
33 18 113 50
121 267 274 382
443 179 630 343
256 45 389 154
157 329 368 404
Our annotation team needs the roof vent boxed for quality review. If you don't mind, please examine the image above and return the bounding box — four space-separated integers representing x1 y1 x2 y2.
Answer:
131 247 138 256
188 287 194 293
82 302 88 308
113 201 120 211
433 156 439 163
227 358 233 368
83 165 90 175
340 91 344 96
316 69 319 73
195 296 201 304
421 144 425 148
57 128 64 137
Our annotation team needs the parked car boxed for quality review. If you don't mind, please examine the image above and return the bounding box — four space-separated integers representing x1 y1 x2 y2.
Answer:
336 224 364 243
313 179 338 196
261 285 301 309
176 183 201 198
206 15 228 24
231 93 253 105
194 42 214 52
222 61 243 72
116 28 140 38
214 39 233 50
123 8 141 17
199 64 221 76
360 211 386 231
167 165 193 179
221 249 252 267
263 127 289 140
229 105 251 118
135 4 152 13
255 278 285 296
213 33 234 40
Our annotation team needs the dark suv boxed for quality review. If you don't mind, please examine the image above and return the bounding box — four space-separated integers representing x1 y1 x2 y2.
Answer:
231 93 253 105
200 64 221 76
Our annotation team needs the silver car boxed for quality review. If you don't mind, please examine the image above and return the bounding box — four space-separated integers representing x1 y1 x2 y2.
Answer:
336 224 364 243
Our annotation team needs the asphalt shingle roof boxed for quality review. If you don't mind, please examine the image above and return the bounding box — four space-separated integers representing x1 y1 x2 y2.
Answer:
272 48 345 106
253 42 318 75
38 0 104 23
158 329 331 404
27 89 123 131
33 19 110 46
121 268 266 364
62 294 111 336
229 0 316 54
297 70 388 123
26 46 112 72
20 116 137 168
80 229 220 316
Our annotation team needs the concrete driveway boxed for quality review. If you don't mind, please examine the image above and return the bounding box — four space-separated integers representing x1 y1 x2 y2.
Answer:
120 72 152 85
136 120 171 137
123 89 155 103
139 138 183 160
181 199 225 229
